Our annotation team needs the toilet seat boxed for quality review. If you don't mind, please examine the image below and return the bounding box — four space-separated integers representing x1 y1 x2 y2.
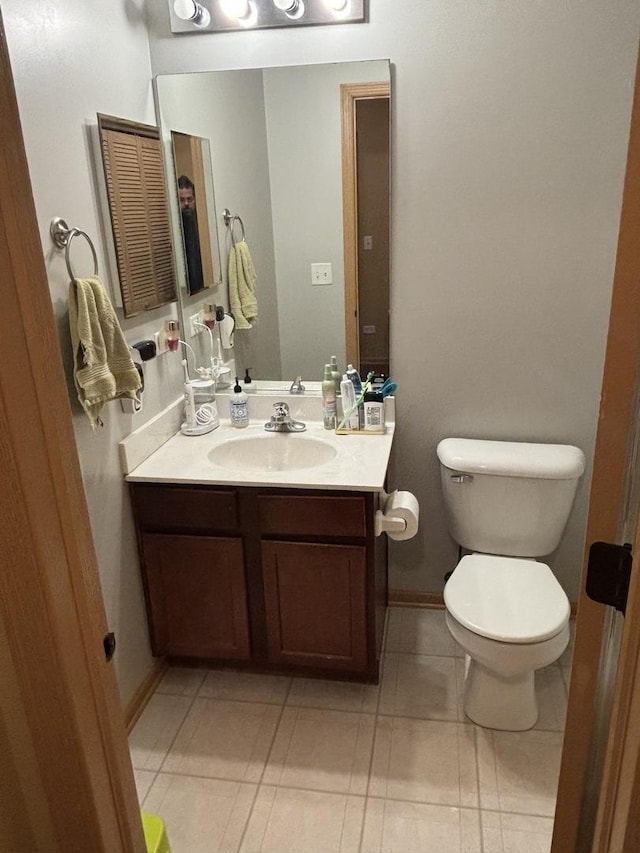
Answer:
444 554 570 644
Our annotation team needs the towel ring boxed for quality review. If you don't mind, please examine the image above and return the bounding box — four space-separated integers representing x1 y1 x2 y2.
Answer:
222 208 246 246
50 217 99 280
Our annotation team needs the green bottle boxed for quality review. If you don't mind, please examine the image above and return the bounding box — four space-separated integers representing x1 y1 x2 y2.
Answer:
322 364 337 430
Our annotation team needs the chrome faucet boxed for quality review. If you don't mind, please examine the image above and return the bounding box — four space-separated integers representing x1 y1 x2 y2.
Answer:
289 376 305 394
264 402 306 432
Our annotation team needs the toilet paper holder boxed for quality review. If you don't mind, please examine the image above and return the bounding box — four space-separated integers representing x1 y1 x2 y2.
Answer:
374 489 419 539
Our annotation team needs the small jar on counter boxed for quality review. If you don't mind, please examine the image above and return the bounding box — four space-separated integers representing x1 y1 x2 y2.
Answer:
363 391 385 432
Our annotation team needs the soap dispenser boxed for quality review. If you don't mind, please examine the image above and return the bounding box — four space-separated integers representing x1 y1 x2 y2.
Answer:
229 377 249 428
243 368 256 393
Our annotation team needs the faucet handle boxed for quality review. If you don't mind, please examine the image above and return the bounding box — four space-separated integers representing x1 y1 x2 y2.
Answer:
290 376 305 394
273 401 290 421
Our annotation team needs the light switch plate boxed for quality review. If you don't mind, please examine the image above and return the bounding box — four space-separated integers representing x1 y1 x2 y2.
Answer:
311 262 333 285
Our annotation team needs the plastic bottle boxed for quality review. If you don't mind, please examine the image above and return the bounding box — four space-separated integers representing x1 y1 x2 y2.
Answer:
346 364 364 428
363 390 385 432
322 364 337 430
340 374 360 430
330 355 341 395
229 377 249 428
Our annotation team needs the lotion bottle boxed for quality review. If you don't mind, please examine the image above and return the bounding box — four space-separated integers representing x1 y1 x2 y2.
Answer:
229 377 249 428
322 364 337 430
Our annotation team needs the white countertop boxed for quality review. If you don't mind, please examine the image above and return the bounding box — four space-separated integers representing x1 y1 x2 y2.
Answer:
125 419 395 492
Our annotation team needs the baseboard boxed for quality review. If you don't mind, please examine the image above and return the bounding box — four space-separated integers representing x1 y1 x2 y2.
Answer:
389 588 578 617
124 660 167 733
388 589 444 609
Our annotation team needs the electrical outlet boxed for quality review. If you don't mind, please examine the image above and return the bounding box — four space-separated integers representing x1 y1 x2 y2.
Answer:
153 329 169 355
189 312 203 338
311 262 333 285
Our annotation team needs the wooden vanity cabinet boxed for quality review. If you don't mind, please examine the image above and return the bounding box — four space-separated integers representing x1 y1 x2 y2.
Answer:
129 484 387 682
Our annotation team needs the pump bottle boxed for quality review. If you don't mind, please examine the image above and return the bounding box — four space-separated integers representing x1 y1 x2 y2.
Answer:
229 377 249 428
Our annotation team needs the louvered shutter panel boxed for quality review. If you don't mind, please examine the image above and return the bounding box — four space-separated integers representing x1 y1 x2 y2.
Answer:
101 124 177 317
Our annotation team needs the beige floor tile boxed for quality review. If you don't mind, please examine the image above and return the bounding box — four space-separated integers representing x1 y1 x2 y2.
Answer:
129 693 192 771
286 676 379 713
369 717 478 807
361 799 481 853
144 773 256 853
481 810 553 853
385 607 456 656
476 728 563 816
379 652 459 720
162 698 281 782
156 667 207 697
263 707 374 795
199 669 291 705
133 769 156 805
240 785 364 852
534 666 568 732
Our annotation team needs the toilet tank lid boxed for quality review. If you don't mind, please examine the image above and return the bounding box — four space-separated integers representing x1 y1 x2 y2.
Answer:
437 438 585 480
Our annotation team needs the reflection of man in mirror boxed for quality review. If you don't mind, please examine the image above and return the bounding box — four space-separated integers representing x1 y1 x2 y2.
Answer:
178 175 204 293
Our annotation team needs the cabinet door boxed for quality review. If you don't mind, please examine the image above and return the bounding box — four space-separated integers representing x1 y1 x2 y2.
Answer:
141 533 250 659
262 541 367 671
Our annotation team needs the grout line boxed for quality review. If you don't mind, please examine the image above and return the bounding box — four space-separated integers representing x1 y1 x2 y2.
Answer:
235 680 291 851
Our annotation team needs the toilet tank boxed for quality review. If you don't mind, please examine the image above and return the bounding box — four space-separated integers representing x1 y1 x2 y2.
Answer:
437 438 586 557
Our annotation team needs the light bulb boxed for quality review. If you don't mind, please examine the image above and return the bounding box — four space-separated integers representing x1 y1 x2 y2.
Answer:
173 0 211 27
220 0 250 19
272 0 304 19
324 0 350 16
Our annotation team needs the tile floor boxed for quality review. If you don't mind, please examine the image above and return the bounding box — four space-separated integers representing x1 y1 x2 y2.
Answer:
130 607 573 853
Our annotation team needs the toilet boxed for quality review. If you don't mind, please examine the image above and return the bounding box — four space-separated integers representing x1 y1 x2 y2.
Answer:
437 437 585 731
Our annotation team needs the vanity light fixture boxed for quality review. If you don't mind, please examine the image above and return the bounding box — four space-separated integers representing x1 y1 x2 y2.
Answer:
168 0 365 33
173 0 211 27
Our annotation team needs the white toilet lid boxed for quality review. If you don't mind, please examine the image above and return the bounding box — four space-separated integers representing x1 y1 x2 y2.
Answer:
444 554 570 643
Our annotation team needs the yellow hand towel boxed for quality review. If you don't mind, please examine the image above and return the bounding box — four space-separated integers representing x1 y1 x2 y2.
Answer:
228 240 258 329
68 276 141 428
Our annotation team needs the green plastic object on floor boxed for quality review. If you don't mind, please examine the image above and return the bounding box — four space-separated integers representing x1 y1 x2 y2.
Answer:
142 813 171 853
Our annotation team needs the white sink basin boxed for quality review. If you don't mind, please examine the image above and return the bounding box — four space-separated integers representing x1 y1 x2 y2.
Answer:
208 433 338 472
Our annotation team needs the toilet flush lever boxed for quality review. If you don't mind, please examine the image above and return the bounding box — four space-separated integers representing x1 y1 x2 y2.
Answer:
450 473 473 483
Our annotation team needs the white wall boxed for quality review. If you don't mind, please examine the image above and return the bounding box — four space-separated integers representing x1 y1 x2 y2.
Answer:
263 61 388 379
3 0 184 705
146 0 640 599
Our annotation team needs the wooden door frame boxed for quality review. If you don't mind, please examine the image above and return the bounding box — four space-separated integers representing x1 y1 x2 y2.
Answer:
0 14 144 852
552 42 640 853
341 81 390 369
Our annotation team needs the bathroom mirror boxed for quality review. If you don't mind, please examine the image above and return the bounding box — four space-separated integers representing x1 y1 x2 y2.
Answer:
171 131 220 296
154 59 390 383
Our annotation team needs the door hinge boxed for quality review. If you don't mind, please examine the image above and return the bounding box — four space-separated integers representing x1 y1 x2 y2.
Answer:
585 541 633 615
103 631 116 662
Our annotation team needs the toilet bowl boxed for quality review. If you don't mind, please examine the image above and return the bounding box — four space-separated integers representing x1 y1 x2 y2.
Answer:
444 553 571 730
